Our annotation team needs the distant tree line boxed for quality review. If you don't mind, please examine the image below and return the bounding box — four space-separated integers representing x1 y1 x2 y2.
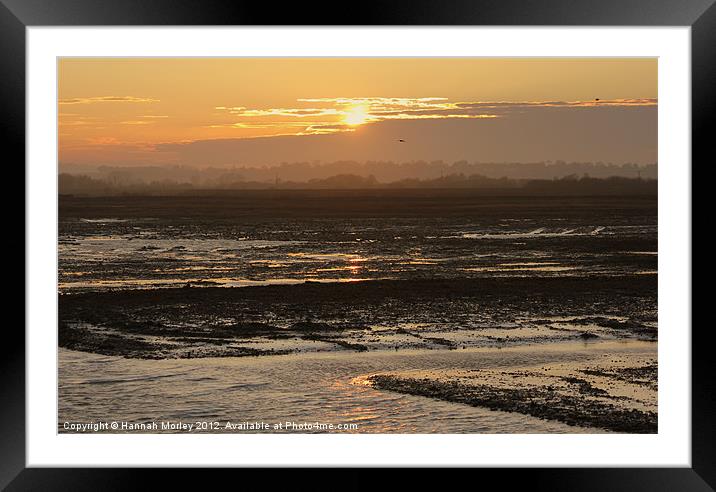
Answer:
59 171 656 197
59 160 657 186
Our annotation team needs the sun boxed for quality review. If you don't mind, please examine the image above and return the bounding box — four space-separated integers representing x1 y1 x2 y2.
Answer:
343 105 369 126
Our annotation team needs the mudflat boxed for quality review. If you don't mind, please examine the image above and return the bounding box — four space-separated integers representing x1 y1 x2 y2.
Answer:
367 350 657 433
58 192 657 433
59 275 656 359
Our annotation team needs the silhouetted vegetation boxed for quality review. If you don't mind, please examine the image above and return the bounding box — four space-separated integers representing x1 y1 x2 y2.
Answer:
59 170 656 197
60 160 656 185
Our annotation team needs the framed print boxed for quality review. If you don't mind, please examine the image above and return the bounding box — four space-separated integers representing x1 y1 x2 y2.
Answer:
6 0 711 488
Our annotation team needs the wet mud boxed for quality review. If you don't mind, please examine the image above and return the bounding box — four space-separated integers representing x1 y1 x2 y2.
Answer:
367 354 657 433
59 276 656 359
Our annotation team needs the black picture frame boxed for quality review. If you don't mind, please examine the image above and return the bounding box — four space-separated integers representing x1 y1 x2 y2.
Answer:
4 0 710 489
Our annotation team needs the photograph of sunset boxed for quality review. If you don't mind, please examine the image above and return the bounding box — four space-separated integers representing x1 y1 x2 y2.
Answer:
58 58 657 434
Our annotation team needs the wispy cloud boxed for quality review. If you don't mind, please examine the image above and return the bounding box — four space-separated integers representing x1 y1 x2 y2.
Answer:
218 107 341 118
59 96 159 105
298 97 451 110
212 97 656 136
454 98 657 109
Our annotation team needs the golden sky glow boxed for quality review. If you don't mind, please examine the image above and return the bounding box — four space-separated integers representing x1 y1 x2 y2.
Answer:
58 58 657 166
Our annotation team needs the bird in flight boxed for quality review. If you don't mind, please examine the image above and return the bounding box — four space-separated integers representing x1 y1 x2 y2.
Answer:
398 139 406 143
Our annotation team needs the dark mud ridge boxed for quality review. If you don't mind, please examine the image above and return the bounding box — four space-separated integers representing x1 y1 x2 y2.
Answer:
368 374 657 433
59 276 657 359
58 323 292 359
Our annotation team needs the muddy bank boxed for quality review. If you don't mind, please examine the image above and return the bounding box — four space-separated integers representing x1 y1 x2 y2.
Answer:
60 192 657 220
59 276 657 359
367 354 657 433
58 193 657 292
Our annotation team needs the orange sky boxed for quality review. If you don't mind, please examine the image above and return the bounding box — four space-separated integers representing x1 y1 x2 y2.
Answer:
58 58 657 166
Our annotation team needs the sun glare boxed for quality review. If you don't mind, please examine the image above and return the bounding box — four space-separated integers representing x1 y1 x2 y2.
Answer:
343 105 369 126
